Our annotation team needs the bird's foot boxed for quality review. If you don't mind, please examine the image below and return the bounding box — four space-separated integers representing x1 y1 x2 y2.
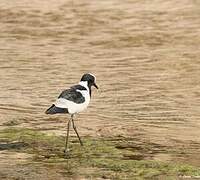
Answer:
63 148 70 153
63 148 71 158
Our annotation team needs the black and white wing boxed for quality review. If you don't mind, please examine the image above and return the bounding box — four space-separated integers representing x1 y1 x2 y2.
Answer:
58 85 86 104
45 84 88 114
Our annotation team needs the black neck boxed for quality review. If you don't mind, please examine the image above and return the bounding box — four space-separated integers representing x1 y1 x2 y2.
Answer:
87 82 92 97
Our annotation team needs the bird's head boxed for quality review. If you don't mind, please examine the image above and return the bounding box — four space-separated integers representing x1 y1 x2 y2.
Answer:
81 73 98 89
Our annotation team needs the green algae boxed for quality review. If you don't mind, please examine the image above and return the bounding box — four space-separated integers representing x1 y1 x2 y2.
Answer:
0 128 200 179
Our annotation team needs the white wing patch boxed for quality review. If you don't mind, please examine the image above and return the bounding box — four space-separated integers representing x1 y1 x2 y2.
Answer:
55 85 90 114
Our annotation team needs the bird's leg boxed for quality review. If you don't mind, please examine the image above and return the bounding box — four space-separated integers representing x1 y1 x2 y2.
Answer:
71 114 83 146
64 118 71 154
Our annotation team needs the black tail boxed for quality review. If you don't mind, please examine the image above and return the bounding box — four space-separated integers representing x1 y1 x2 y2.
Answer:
45 104 68 114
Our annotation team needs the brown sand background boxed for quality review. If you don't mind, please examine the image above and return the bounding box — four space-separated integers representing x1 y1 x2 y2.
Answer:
0 0 200 171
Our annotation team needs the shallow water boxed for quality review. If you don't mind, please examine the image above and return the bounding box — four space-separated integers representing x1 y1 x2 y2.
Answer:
0 0 200 164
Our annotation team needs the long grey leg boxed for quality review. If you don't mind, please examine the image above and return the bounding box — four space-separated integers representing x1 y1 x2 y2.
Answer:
64 118 71 153
71 114 83 146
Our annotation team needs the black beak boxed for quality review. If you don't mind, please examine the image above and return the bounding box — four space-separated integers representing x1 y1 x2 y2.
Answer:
93 83 98 89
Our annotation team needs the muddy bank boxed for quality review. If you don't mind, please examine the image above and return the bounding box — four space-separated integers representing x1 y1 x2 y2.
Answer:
0 128 200 179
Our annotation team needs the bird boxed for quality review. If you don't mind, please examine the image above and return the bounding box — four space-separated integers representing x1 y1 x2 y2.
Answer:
45 73 98 154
